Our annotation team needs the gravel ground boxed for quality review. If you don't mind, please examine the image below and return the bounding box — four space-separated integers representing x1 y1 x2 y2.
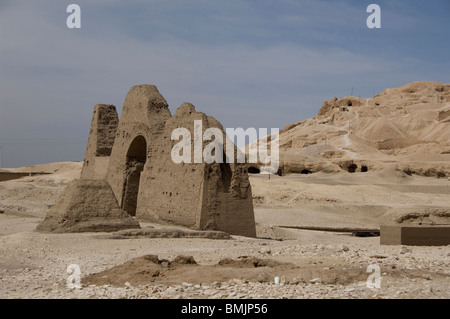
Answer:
1 230 448 299
1 163 449 299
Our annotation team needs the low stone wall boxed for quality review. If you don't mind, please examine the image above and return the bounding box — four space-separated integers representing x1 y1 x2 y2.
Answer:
0 172 50 182
380 225 450 246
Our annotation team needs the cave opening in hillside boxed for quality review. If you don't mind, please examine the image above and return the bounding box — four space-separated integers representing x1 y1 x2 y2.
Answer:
301 169 312 175
361 166 368 172
348 164 357 173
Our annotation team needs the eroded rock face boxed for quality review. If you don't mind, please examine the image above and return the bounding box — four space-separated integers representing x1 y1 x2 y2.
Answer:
36 179 140 233
272 81 450 176
41 85 256 237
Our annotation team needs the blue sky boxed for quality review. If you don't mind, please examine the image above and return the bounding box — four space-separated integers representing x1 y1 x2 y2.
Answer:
0 0 449 167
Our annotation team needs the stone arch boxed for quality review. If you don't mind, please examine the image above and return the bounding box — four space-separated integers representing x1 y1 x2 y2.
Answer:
121 135 147 216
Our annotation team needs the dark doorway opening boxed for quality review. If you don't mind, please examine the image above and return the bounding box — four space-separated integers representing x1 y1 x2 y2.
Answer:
248 166 260 174
348 164 357 173
122 136 147 216
361 166 368 172
220 163 232 192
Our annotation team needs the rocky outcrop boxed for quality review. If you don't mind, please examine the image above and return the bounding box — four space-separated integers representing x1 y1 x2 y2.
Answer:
262 81 450 177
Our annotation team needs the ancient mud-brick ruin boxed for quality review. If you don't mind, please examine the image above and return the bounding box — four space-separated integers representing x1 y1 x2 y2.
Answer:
43 85 255 237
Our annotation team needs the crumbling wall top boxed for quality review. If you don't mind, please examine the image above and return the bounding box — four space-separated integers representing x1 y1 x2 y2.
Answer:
122 85 171 121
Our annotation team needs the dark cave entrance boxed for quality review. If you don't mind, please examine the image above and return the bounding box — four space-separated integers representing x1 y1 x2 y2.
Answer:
248 166 261 174
348 164 357 173
122 136 147 216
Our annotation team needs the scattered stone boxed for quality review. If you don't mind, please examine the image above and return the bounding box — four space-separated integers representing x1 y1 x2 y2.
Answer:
173 255 197 265
345 288 355 293
113 228 232 240
400 247 412 254
257 273 270 283
164 286 178 294
232 278 243 285
202 289 214 296
290 277 303 285
310 278 322 284
370 255 388 259
259 247 272 254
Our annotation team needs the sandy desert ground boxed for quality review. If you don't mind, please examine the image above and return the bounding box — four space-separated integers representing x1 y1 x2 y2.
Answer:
0 161 449 299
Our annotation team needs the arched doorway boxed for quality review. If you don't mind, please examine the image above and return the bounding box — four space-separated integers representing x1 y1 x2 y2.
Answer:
122 136 147 216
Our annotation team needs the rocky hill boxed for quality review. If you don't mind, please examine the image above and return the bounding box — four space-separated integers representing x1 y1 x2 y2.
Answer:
256 81 450 177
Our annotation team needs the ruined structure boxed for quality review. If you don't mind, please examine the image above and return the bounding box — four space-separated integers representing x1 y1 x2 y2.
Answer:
380 225 450 246
80 104 119 180
36 179 140 233
39 85 256 237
